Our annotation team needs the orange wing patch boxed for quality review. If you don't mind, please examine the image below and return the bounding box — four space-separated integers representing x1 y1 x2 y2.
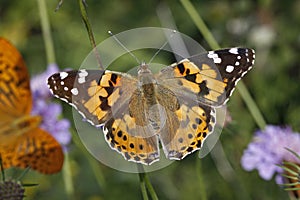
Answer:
171 59 227 106
1 128 64 174
0 38 64 174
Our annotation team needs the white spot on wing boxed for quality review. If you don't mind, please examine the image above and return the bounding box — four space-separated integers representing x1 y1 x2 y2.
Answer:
71 88 79 95
214 57 221 64
226 65 234 73
229 48 238 54
78 77 85 84
79 69 88 77
208 51 222 64
60 72 68 80
78 69 88 84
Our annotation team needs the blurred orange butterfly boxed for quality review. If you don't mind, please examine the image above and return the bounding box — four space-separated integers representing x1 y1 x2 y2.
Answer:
0 38 63 174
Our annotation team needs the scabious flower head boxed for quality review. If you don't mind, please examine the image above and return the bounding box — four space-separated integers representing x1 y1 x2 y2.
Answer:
30 63 72 151
241 125 300 184
0 179 25 200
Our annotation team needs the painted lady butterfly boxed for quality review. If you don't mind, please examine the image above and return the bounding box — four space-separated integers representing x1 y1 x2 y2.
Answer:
48 47 254 165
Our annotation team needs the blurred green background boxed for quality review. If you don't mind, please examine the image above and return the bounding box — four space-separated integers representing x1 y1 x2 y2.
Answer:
1 0 300 199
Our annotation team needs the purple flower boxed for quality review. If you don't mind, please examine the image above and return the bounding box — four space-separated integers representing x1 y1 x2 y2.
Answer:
241 125 300 183
31 63 59 99
30 63 72 151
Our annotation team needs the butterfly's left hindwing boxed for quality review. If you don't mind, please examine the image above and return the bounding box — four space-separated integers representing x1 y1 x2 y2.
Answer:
157 90 216 160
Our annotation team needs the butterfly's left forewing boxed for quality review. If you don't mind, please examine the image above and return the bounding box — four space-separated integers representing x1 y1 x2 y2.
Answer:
157 48 255 106
48 70 160 164
205 48 255 102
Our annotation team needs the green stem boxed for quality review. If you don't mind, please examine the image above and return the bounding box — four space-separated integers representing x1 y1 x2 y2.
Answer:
180 0 266 130
138 165 159 200
86 155 106 191
70 128 105 190
0 157 5 181
62 152 75 200
196 158 207 200
37 0 56 64
138 172 149 200
144 174 159 200
77 2 159 198
78 0 103 69
38 1 75 199
55 0 64 12
236 82 267 129
179 0 219 50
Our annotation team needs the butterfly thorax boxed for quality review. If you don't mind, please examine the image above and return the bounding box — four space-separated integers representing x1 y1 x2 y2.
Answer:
137 62 156 84
135 63 167 132
137 62 157 102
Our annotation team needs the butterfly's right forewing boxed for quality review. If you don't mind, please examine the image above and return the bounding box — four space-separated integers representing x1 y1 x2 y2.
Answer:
48 70 131 126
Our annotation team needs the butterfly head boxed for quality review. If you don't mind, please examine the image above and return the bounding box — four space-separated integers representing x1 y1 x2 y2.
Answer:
137 62 156 85
138 62 151 74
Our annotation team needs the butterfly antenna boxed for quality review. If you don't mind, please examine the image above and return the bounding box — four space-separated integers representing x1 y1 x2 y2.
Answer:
108 31 141 64
148 30 177 64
